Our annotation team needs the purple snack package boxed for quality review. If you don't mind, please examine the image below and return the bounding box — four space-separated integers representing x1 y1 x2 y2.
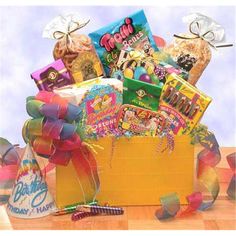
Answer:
31 59 74 91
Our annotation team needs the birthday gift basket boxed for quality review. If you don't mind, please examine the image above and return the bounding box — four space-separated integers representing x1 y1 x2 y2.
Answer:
1 10 234 221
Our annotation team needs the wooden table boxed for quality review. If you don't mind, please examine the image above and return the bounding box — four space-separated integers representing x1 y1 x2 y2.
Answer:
1 147 235 230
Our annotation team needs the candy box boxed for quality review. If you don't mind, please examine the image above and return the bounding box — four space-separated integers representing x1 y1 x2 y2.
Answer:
56 135 194 207
89 10 158 76
31 59 74 91
123 78 162 111
117 104 168 136
159 74 212 135
54 78 123 139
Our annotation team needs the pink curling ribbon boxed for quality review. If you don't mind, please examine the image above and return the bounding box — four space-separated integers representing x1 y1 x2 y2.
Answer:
226 152 236 200
156 124 221 220
0 138 20 204
22 91 100 203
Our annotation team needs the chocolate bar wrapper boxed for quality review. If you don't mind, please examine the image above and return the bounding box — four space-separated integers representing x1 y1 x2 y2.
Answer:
159 74 212 135
54 78 123 139
31 59 74 91
123 78 162 111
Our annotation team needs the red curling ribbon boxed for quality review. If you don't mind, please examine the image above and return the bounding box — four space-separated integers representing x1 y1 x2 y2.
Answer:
23 91 100 203
226 152 236 200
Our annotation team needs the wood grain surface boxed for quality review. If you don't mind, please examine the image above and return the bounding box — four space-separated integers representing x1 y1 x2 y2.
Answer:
0 147 235 230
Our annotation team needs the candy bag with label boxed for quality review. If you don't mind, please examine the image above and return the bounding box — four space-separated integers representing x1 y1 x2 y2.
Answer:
164 13 232 85
89 10 158 76
43 14 104 83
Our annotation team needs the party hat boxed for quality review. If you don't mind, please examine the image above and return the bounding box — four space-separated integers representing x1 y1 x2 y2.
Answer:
6 143 55 218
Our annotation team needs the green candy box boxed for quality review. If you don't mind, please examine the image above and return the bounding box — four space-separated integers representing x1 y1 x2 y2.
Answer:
123 78 162 111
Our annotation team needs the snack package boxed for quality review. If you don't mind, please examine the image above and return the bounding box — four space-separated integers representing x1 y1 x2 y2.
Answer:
70 51 104 83
159 74 212 135
89 10 158 76
54 78 123 139
123 77 162 111
31 59 73 91
164 13 227 85
117 104 167 136
43 14 104 82
113 48 189 83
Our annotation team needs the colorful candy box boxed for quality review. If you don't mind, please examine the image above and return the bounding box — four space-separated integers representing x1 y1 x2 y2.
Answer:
31 59 74 91
117 104 167 136
159 74 212 135
123 78 162 111
54 78 123 139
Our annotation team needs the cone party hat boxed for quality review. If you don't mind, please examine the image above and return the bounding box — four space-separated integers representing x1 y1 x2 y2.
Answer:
6 143 55 218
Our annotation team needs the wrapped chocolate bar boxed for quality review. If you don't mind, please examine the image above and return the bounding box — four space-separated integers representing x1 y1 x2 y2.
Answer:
89 10 158 76
164 13 232 85
159 74 212 135
31 59 73 91
43 14 104 83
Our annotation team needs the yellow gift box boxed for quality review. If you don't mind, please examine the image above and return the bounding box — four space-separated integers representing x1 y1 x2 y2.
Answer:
56 135 194 208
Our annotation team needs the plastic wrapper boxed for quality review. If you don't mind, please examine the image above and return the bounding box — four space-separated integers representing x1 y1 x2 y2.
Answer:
164 13 226 85
43 14 104 83
89 10 158 76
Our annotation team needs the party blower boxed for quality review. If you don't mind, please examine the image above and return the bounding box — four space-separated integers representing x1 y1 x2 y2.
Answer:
71 205 124 221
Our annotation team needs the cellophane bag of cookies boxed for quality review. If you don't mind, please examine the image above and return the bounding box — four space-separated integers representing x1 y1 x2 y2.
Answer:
43 14 104 83
164 13 226 85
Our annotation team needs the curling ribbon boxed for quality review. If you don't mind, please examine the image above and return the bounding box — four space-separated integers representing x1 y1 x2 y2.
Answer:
156 124 221 220
0 138 20 204
174 13 233 49
22 91 100 203
226 152 236 200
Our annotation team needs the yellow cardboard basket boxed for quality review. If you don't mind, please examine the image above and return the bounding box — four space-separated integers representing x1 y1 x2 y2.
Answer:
56 135 194 207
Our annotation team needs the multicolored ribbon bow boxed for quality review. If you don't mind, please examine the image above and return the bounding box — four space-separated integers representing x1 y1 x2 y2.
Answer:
156 124 221 220
226 152 236 200
22 91 100 203
0 138 20 204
